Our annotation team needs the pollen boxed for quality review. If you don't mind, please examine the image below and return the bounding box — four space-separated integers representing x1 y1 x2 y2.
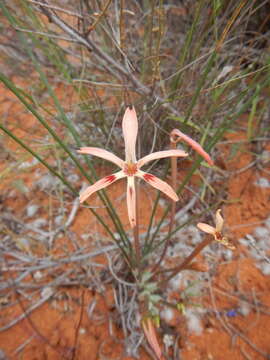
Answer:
124 162 137 176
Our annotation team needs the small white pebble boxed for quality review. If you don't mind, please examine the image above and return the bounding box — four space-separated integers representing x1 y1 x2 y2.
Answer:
26 204 39 217
163 334 174 348
259 263 270 276
185 309 203 335
81 233 91 241
161 307 174 323
260 150 270 165
41 287 54 299
113 232 121 241
33 271 43 280
67 174 79 183
169 273 183 290
257 238 269 251
238 301 251 316
223 249 233 261
30 218 47 228
264 217 270 230
79 327 86 335
254 177 270 188
239 238 249 247
250 249 262 261
18 158 39 169
54 215 64 226
254 227 269 239
36 174 58 190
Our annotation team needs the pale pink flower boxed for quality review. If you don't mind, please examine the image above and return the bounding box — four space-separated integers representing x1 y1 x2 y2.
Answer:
142 318 163 360
197 209 235 250
78 106 188 228
170 128 214 166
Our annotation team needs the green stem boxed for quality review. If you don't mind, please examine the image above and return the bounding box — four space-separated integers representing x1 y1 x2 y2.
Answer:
151 139 177 273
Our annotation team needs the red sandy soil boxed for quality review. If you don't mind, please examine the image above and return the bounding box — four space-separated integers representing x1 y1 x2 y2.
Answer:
1 78 270 360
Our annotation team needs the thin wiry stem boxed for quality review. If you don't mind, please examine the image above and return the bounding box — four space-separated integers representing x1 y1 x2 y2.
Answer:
26 0 84 18
160 237 213 286
151 139 177 274
13 27 79 42
133 180 141 270
85 0 113 35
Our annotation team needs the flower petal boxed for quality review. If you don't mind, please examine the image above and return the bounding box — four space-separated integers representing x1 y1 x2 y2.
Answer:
126 176 136 228
137 149 188 169
77 147 124 168
79 171 125 203
215 209 224 232
136 170 179 201
197 222 216 235
122 106 138 162
171 129 214 166
142 318 162 360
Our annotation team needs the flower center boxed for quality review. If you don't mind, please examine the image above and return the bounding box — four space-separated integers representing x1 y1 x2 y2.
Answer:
124 162 137 176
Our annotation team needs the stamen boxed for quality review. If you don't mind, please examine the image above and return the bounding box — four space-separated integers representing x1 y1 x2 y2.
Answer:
124 162 137 176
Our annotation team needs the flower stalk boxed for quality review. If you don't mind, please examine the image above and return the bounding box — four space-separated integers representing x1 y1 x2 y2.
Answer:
151 128 214 274
160 209 235 285
133 179 140 267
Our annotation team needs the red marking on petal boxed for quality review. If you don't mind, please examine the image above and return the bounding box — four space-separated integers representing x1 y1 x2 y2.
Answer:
143 173 156 182
105 175 116 183
129 186 133 196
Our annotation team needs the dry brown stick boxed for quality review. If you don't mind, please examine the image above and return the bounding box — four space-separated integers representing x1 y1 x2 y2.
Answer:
27 0 84 18
119 0 125 50
160 238 213 286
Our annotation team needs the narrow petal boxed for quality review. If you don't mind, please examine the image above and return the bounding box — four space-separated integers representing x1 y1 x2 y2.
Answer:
122 106 138 162
77 147 124 168
137 149 188 169
142 319 162 360
171 129 214 166
127 176 136 228
197 222 216 235
136 170 179 202
215 209 224 232
79 171 125 203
